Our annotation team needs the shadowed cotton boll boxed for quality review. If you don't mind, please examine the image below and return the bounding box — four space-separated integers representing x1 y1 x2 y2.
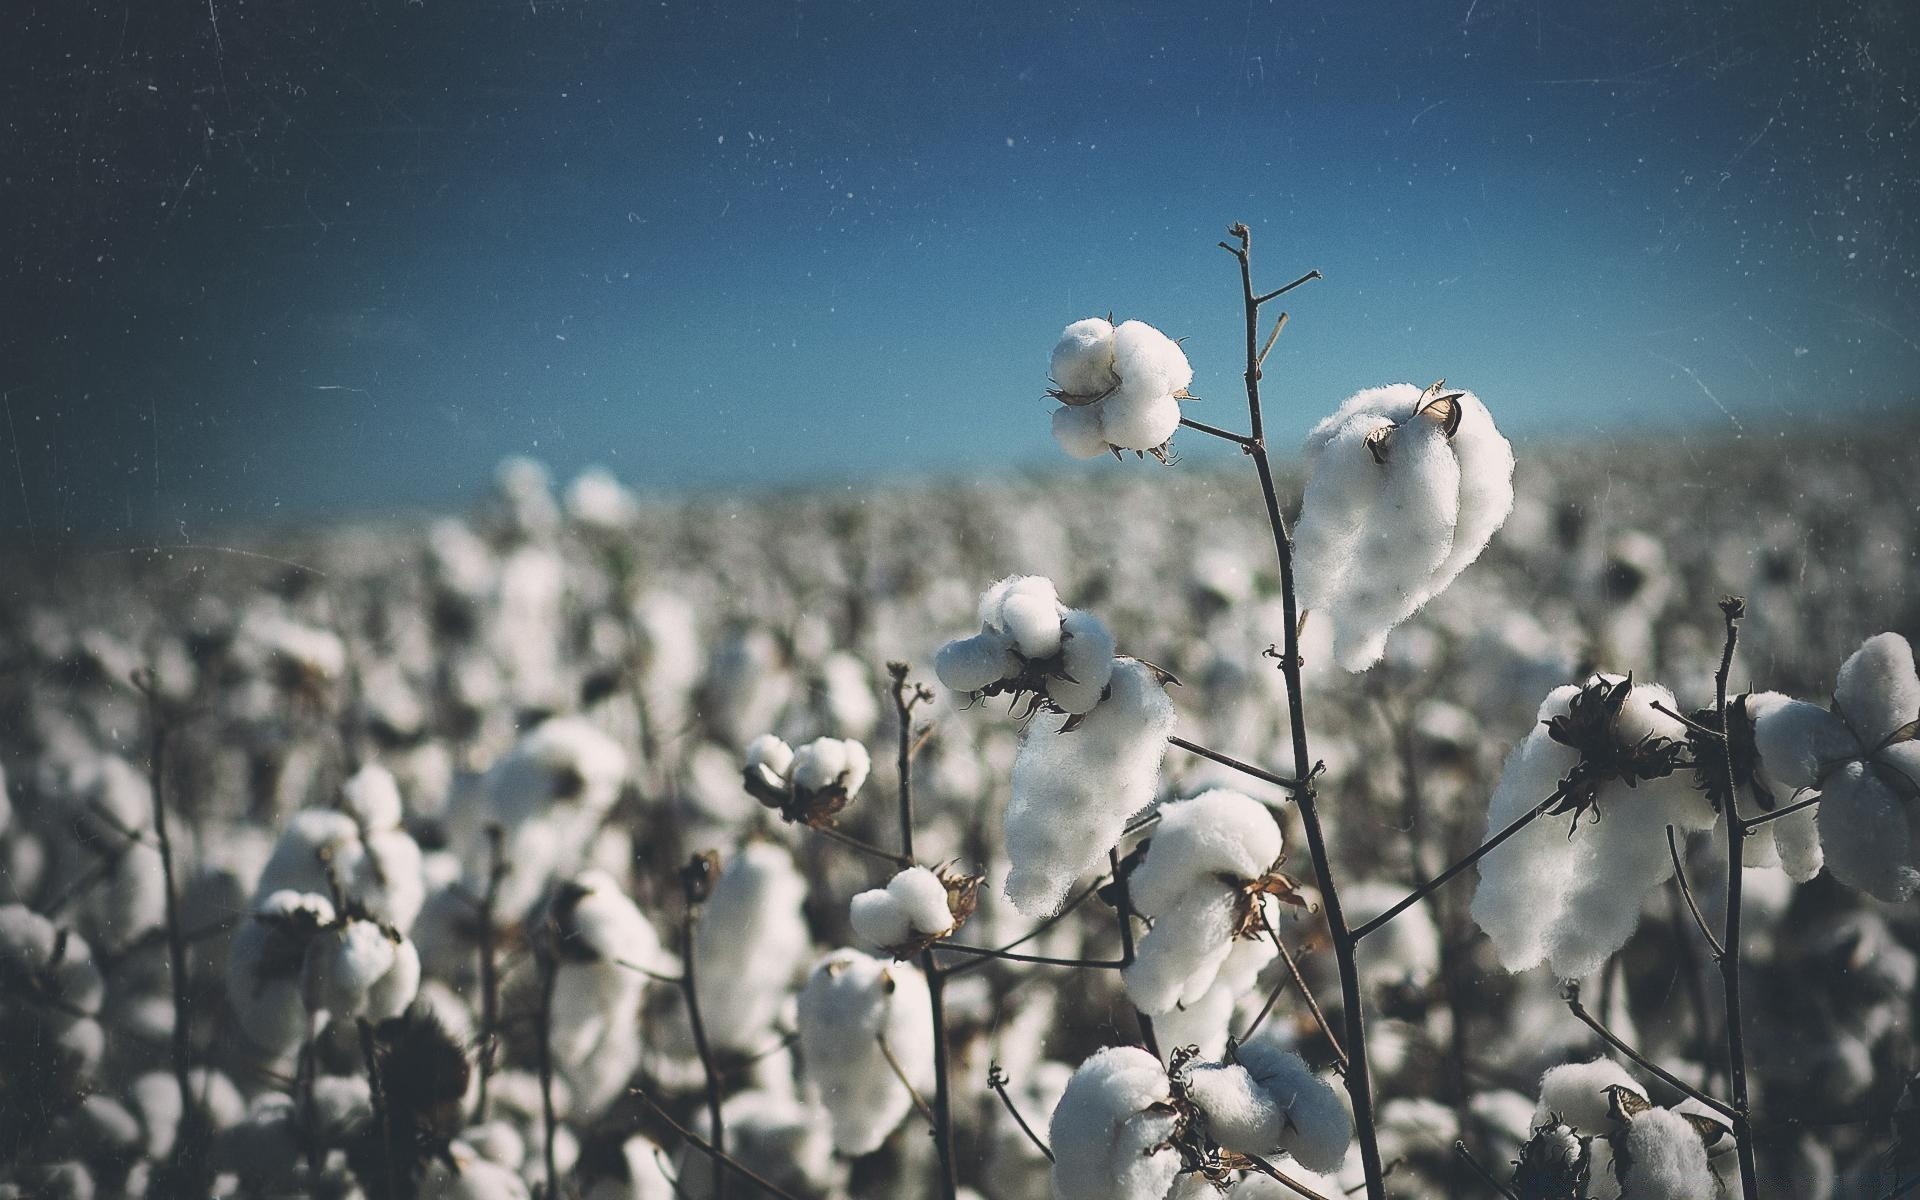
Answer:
935 576 1116 716
309 915 421 1023
849 866 957 954
678 1090 840 1200
543 872 670 1111
1470 675 1715 980
1004 658 1176 916
1293 384 1515 671
225 891 335 1055
693 842 812 1053
1124 789 1282 1015
254 765 425 932
795 948 934 1156
0 905 105 1094
1618 1106 1717 1200
1751 633 1920 901
1532 1058 1642 1132
1184 1042 1351 1174
1047 1046 1181 1200
1046 318 1192 458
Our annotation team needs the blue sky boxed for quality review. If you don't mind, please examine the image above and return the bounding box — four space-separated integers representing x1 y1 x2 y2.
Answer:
3 0 1915 538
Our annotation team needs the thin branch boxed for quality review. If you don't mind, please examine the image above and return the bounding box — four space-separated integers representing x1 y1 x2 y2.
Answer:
809 822 914 867
1241 914 1346 1069
629 1086 805 1200
1242 1149 1338 1200
988 1064 1054 1163
1350 793 1558 943
937 876 1108 979
1168 734 1305 792
1220 222 1382 1198
535 953 561 1200
1652 700 1723 740
358 1019 400 1200
1256 311 1290 369
473 824 507 1122
1564 984 1736 1120
1743 791 1821 829
932 941 1126 969
680 879 726 1200
1110 846 1158 1058
1667 825 1726 960
1713 598 1762 1200
1178 415 1257 448
1454 1141 1520 1200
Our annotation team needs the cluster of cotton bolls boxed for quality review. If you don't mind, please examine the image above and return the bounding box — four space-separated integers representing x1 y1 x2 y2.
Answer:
0 409 1913 1200
1046 318 1194 460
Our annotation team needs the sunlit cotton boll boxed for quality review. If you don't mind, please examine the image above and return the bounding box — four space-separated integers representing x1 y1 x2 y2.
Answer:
1751 633 1920 901
1293 383 1515 671
1124 789 1281 1015
1047 1046 1182 1200
1532 1058 1643 1133
543 871 672 1110
1003 658 1176 916
1470 676 1716 980
308 916 421 1023
743 734 794 794
693 842 813 1053
1618 1106 1717 1200
849 866 956 954
935 576 1116 716
789 737 871 800
1735 691 1825 882
253 764 425 932
1183 1043 1351 1173
1046 318 1192 457
225 890 336 1056
794 948 935 1156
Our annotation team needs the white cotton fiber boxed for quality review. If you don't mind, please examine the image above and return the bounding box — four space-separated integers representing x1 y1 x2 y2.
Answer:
1004 659 1176 916
1051 609 1116 714
1836 633 1920 753
1045 317 1191 456
935 628 1021 693
848 891 912 950
744 734 794 791
995 576 1065 658
1185 1061 1282 1153
791 737 871 800
1125 790 1280 1015
1618 1106 1717 1200
1048 1046 1181 1200
848 866 955 953
1470 677 1715 980
1151 934 1277 1062
1293 384 1514 671
1818 761 1919 902
795 949 934 1156
1533 1058 1641 1132
1234 1041 1352 1173
694 843 813 1052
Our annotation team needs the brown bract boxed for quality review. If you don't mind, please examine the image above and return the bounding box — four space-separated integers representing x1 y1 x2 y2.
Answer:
1541 676 1688 837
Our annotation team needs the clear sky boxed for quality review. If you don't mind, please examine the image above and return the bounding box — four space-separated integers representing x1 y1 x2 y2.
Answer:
3 0 1915 540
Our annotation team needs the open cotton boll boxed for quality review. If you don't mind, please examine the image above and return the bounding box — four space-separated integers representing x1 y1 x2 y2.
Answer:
848 890 912 950
795 949 934 1156
544 872 669 1091
1234 1042 1352 1174
1153 934 1278 1062
1098 390 1183 454
1294 384 1514 672
1050 609 1117 715
1050 317 1118 396
1471 677 1712 980
225 890 335 1056
1052 405 1110 460
694 843 812 1052
1110 320 1193 404
935 627 1021 693
1129 790 1281 914
1126 888 1245 1015
989 575 1064 658
743 734 794 792
1533 1058 1642 1132
1048 1046 1181 1200
790 737 871 800
1185 1061 1283 1154
309 918 398 1015
1618 1106 1717 1200
849 866 957 954
1004 658 1176 916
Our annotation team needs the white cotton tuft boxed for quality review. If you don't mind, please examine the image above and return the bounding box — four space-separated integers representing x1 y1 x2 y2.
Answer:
1004 659 1175 916
1835 632 1920 752
744 735 794 791
934 628 1021 693
225 890 335 1056
1050 609 1117 715
1052 404 1110 459
1533 1058 1641 1133
1293 384 1514 671
1110 320 1193 403
889 867 956 936
1124 790 1280 1015
993 576 1065 659
1048 1046 1181 1200
1050 317 1117 397
790 737 871 800
1098 391 1182 453
795 949 934 1156
848 890 912 950
1470 677 1714 980
694 843 812 1052
1818 760 1919 902
1184 1062 1282 1154
1044 317 1190 456
1618 1107 1717 1200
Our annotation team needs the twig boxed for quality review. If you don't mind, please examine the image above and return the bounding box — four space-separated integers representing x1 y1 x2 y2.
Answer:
1110 846 1158 1058
1743 791 1821 829
937 876 1108 979
1256 311 1290 369
680 861 727 1200
1219 223 1381 1198
630 1086 805 1200
1242 1149 1338 1200
1712 598 1762 1200
535 952 560 1199
878 1033 937 1123
473 824 507 1122
1167 734 1305 792
1348 794 1558 943
1667 825 1726 960
987 1064 1054 1162
809 822 914 867
890 663 959 1200
933 940 1126 968
1453 1141 1519 1199
1242 913 1346 1069
1564 983 1736 1119
1177 415 1257 448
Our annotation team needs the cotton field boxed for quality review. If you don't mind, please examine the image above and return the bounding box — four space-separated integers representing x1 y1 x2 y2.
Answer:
0 368 1916 1199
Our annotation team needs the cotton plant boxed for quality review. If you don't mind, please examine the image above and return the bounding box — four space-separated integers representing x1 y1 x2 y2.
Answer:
225 889 421 1057
794 948 936 1156
934 574 1117 716
1123 789 1302 1016
1004 657 1177 916
537 870 674 1114
740 732 872 827
1471 673 1716 981
1748 632 1920 901
1292 381 1516 671
1506 1058 1726 1200
1047 1046 1184 1200
691 841 813 1053
848 865 980 958
1045 317 1194 460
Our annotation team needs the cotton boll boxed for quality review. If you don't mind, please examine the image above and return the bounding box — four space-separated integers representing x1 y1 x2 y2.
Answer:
693 842 813 1053
678 1090 840 1200
1835 633 1920 753
1185 1061 1283 1154
795 949 934 1156
1817 761 1919 902
1618 1107 1717 1200
994 576 1065 659
1050 318 1117 397
1240 1042 1351 1174
1429 389 1517 596
1533 1058 1642 1133
744 734 794 792
1048 1046 1181 1200
1110 320 1193 403
791 737 870 799
1153 935 1278 1062
1129 789 1282 914
1125 887 1244 1015
1004 659 1175 916
1049 609 1116 715
1099 390 1183 453
1052 405 1110 460
225 890 334 1056
848 866 955 952
848 890 912 950
935 628 1021 693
